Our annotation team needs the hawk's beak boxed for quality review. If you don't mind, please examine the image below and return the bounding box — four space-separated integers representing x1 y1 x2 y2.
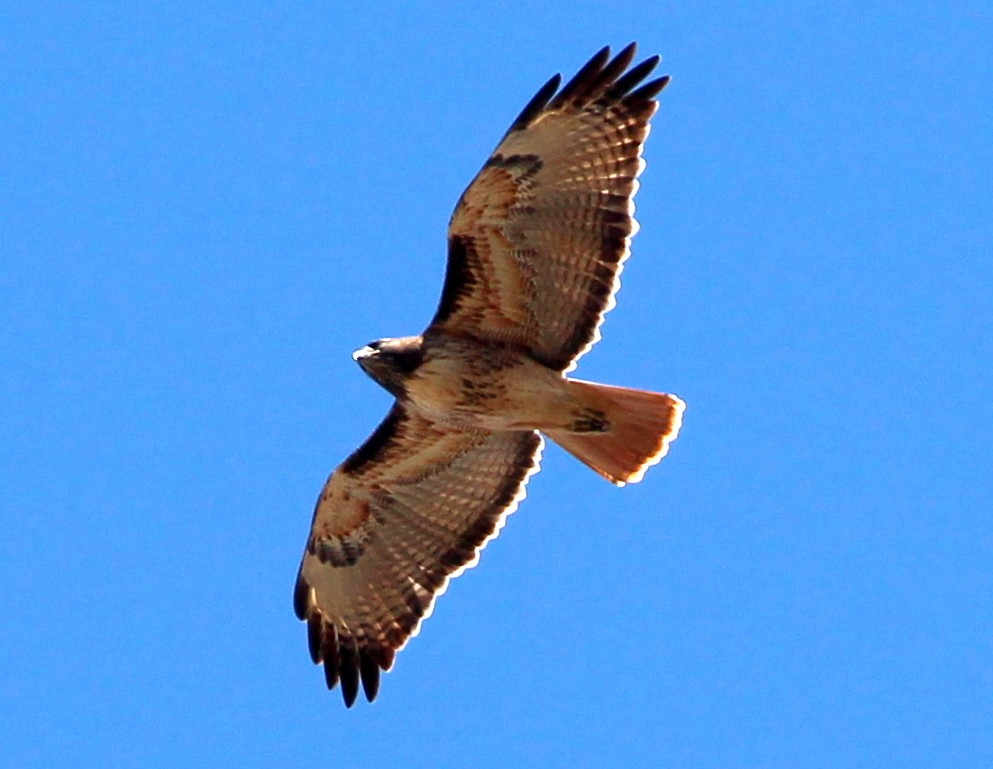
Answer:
352 345 375 362
353 344 379 376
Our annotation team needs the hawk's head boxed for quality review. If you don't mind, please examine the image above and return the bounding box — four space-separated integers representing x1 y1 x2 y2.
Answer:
353 336 425 398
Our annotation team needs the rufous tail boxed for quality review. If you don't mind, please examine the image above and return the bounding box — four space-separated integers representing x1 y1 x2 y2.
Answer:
547 379 685 486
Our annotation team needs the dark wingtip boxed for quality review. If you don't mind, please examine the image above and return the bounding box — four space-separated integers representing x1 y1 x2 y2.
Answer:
606 55 656 96
320 620 341 692
551 45 613 107
339 642 360 708
322 658 340 693
603 42 638 82
629 74 670 102
505 72 562 134
360 650 382 703
618 41 638 58
293 572 310 621
342 688 358 708
504 44 667 136
302 606 392 707
306 613 323 665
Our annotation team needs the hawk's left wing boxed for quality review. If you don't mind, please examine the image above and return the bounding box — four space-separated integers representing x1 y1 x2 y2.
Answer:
429 43 668 372
294 403 543 707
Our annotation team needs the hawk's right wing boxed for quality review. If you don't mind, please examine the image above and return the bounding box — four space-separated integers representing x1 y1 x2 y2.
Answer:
294 403 543 707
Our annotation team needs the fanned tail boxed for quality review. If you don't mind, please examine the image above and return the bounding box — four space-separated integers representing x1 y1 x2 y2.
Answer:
547 379 685 485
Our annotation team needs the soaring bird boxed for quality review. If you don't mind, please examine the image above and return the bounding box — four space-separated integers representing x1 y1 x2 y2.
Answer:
295 43 685 707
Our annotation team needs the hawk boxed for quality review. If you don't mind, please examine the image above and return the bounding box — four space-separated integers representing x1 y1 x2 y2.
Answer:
295 43 685 707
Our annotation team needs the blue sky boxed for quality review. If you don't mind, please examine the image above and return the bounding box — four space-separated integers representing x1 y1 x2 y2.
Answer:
2 2 991 767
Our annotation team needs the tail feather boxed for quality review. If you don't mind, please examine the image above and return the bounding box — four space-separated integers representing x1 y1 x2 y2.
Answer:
547 379 685 486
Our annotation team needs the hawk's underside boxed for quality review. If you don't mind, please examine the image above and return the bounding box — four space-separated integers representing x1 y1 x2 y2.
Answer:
295 43 685 707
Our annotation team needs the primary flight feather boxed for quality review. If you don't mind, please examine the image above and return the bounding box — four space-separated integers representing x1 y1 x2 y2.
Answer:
295 43 685 707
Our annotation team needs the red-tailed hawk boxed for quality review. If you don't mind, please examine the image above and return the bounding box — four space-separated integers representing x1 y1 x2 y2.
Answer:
295 43 685 707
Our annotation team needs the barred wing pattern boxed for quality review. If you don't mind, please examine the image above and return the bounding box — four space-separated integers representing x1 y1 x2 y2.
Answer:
432 43 668 372
296 43 671 708
295 404 542 707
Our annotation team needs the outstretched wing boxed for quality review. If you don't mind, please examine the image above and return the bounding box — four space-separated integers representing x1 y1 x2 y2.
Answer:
430 43 668 372
294 404 543 707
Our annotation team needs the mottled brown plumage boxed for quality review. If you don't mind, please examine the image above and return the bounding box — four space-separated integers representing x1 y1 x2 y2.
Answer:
295 43 685 707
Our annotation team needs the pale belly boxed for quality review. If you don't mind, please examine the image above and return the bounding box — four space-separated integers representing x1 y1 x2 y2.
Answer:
404 338 575 431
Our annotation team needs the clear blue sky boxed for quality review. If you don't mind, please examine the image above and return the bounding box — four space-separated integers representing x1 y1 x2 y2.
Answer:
2 2 991 767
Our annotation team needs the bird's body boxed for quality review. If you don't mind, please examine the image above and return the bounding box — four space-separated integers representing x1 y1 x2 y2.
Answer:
360 334 584 432
295 43 685 707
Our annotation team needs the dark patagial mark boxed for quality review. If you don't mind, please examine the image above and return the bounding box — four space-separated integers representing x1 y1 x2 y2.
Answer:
433 235 480 325
340 405 405 474
436 153 545 329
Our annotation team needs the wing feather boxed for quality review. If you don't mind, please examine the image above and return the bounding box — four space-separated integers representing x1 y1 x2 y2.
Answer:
431 43 669 372
295 404 543 707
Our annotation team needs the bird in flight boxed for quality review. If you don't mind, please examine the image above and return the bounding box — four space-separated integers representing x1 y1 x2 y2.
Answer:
295 43 685 707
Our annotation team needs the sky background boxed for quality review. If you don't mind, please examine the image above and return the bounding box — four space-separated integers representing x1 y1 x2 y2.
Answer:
2 2 992 767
